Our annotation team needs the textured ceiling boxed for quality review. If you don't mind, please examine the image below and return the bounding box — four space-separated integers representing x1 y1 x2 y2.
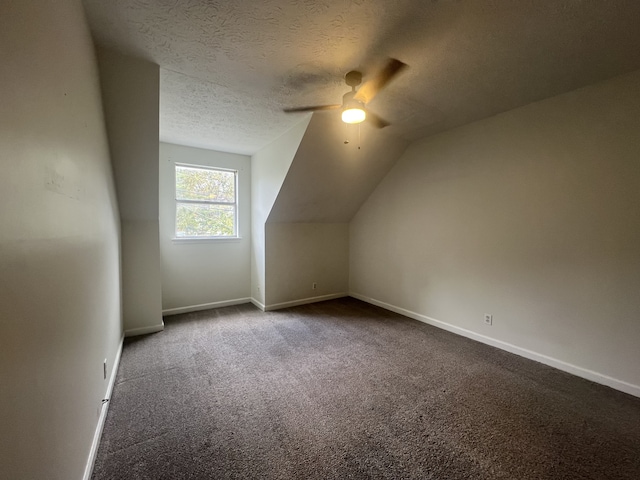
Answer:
82 0 640 155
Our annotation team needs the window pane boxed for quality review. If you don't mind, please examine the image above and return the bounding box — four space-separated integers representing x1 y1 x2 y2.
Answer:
176 166 235 203
176 203 235 237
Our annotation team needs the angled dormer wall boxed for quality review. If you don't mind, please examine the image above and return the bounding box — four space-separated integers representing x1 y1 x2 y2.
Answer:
260 113 408 309
97 48 163 336
251 117 311 307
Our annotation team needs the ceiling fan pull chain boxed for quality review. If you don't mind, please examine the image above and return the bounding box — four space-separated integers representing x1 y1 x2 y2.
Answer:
344 122 350 144
358 123 361 150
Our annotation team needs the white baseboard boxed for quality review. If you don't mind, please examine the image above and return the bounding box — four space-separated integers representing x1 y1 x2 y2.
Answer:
124 323 164 337
162 297 251 316
250 297 266 311
83 334 124 480
265 293 348 311
350 292 640 398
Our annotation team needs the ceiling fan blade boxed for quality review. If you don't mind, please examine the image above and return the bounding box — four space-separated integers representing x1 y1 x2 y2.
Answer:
354 58 407 104
366 110 390 129
283 104 342 113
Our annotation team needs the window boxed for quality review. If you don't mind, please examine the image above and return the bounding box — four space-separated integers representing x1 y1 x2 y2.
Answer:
175 164 238 238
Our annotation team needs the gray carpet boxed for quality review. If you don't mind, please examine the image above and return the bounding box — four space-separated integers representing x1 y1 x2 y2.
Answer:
92 298 640 479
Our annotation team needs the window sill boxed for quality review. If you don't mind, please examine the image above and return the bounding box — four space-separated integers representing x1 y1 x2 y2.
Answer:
171 236 243 244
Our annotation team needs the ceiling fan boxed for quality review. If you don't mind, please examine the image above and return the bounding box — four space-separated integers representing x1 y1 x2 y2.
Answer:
283 58 407 128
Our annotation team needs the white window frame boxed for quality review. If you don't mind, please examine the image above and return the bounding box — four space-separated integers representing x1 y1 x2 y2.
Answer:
174 163 239 240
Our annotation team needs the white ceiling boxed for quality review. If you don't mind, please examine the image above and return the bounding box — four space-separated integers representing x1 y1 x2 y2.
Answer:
83 0 640 155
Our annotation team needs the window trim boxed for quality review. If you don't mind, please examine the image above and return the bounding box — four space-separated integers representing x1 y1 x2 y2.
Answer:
173 163 239 240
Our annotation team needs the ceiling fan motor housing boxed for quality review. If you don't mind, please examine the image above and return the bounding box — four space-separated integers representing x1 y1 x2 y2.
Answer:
342 91 365 111
342 90 356 104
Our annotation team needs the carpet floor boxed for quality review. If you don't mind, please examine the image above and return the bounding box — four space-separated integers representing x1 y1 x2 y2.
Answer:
92 298 640 479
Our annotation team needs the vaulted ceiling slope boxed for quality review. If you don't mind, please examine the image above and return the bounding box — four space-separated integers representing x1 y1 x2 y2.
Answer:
82 0 640 155
268 114 408 223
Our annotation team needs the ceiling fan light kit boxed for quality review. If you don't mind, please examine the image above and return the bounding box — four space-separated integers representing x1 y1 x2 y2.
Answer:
341 99 366 124
342 107 366 124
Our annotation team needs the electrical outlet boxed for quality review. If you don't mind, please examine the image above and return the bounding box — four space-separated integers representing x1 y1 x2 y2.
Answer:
484 314 493 325
103 359 107 380
312 282 317 290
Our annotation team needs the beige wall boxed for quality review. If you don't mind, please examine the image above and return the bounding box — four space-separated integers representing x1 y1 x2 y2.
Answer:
97 47 163 336
159 142 251 313
0 1 123 478
265 223 349 307
350 70 640 395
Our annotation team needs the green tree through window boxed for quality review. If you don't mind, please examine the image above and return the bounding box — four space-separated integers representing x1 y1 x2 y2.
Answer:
175 165 237 237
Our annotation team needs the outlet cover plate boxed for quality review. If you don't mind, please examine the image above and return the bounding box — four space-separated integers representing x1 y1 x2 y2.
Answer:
484 314 493 325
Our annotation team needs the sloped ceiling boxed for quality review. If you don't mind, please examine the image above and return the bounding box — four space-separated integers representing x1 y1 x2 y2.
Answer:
82 0 640 155
268 115 408 223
